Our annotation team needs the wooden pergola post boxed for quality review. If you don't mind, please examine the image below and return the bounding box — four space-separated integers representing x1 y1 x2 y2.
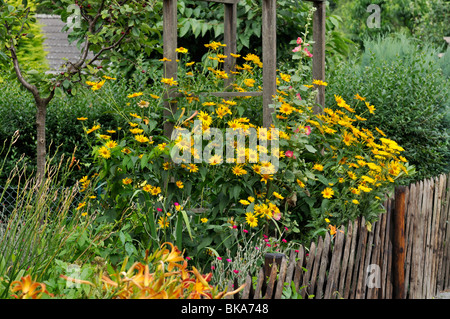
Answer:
262 0 277 128
163 0 178 138
162 0 277 136
305 0 326 113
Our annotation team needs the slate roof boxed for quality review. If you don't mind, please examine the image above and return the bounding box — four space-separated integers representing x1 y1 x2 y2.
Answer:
37 14 93 72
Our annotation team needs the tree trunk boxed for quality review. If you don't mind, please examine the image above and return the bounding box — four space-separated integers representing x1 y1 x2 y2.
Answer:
35 98 48 182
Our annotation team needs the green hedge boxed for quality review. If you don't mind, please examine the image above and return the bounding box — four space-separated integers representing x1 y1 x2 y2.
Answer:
325 34 450 183
0 77 133 184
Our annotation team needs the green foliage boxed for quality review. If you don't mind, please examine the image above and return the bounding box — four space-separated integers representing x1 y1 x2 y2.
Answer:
0 0 48 73
0 74 133 184
325 34 450 182
330 0 447 49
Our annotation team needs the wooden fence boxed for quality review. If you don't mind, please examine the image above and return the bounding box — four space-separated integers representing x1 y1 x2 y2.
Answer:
227 173 450 299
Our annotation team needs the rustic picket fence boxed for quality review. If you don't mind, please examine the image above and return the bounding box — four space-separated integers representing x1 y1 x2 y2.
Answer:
226 172 450 299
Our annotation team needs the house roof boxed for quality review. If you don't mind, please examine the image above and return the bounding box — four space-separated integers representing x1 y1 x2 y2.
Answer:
37 14 93 72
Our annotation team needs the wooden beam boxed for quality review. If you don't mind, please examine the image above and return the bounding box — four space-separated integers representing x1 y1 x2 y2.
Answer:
262 0 276 128
163 0 178 138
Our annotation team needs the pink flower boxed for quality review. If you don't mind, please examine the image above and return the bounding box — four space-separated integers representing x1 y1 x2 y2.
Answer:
296 93 302 100
295 249 300 253
217 257 222 260
174 202 179 206
233 225 238 229
255 246 259 250
264 238 269 242
227 258 232 262
297 37 303 45
273 212 282 221
266 244 271 247
304 47 313 58
211 266 215 270
292 45 301 53
186 256 191 260
284 226 289 232
156 207 163 212
285 150 294 158
243 229 249 233
233 270 239 274
305 125 311 135
282 239 287 243
263 235 268 239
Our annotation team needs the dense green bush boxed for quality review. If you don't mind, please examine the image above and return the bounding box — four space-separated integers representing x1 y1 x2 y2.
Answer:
325 34 450 182
0 75 134 184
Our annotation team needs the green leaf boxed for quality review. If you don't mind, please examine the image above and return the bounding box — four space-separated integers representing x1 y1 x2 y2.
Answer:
305 144 317 153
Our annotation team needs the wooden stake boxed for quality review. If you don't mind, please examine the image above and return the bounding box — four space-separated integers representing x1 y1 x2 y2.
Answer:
394 185 406 299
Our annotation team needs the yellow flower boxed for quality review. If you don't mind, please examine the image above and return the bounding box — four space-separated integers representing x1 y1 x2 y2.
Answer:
239 199 250 205
103 75 116 80
157 143 167 151
98 146 111 159
159 57 172 62
313 163 324 171
76 201 86 210
312 79 328 86
158 216 169 229
201 218 208 223
279 72 291 82
77 117 88 121
122 177 132 185
245 212 258 228
137 100 149 108
204 41 226 50
273 192 284 200
243 78 255 87
127 92 143 98
176 47 188 53
186 61 195 66
296 179 305 188
325 218 331 223
105 140 118 148
365 101 376 114
135 135 150 143
232 164 247 176
279 103 294 115
142 184 153 193
209 154 222 165
86 124 101 134
354 93 366 101
352 199 360 205
151 186 162 196
130 128 144 134
161 77 178 86
188 163 199 173
321 187 334 199
176 181 184 189
150 94 160 99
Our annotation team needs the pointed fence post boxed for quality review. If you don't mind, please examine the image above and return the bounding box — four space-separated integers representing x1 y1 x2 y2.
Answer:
394 185 407 299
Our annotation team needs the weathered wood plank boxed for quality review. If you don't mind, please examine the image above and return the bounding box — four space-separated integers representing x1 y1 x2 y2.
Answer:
404 183 415 298
253 267 265 299
355 217 369 299
423 178 434 298
325 225 345 299
223 2 237 90
264 261 278 299
284 249 297 287
274 255 288 299
241 272 253 299
436 174 448 292
393 186 407 299
343 219 359 299
293 245 305 292
316 232 331 299
301 241 316 299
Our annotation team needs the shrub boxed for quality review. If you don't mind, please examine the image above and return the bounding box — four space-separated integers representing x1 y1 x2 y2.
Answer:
325 34 450 182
